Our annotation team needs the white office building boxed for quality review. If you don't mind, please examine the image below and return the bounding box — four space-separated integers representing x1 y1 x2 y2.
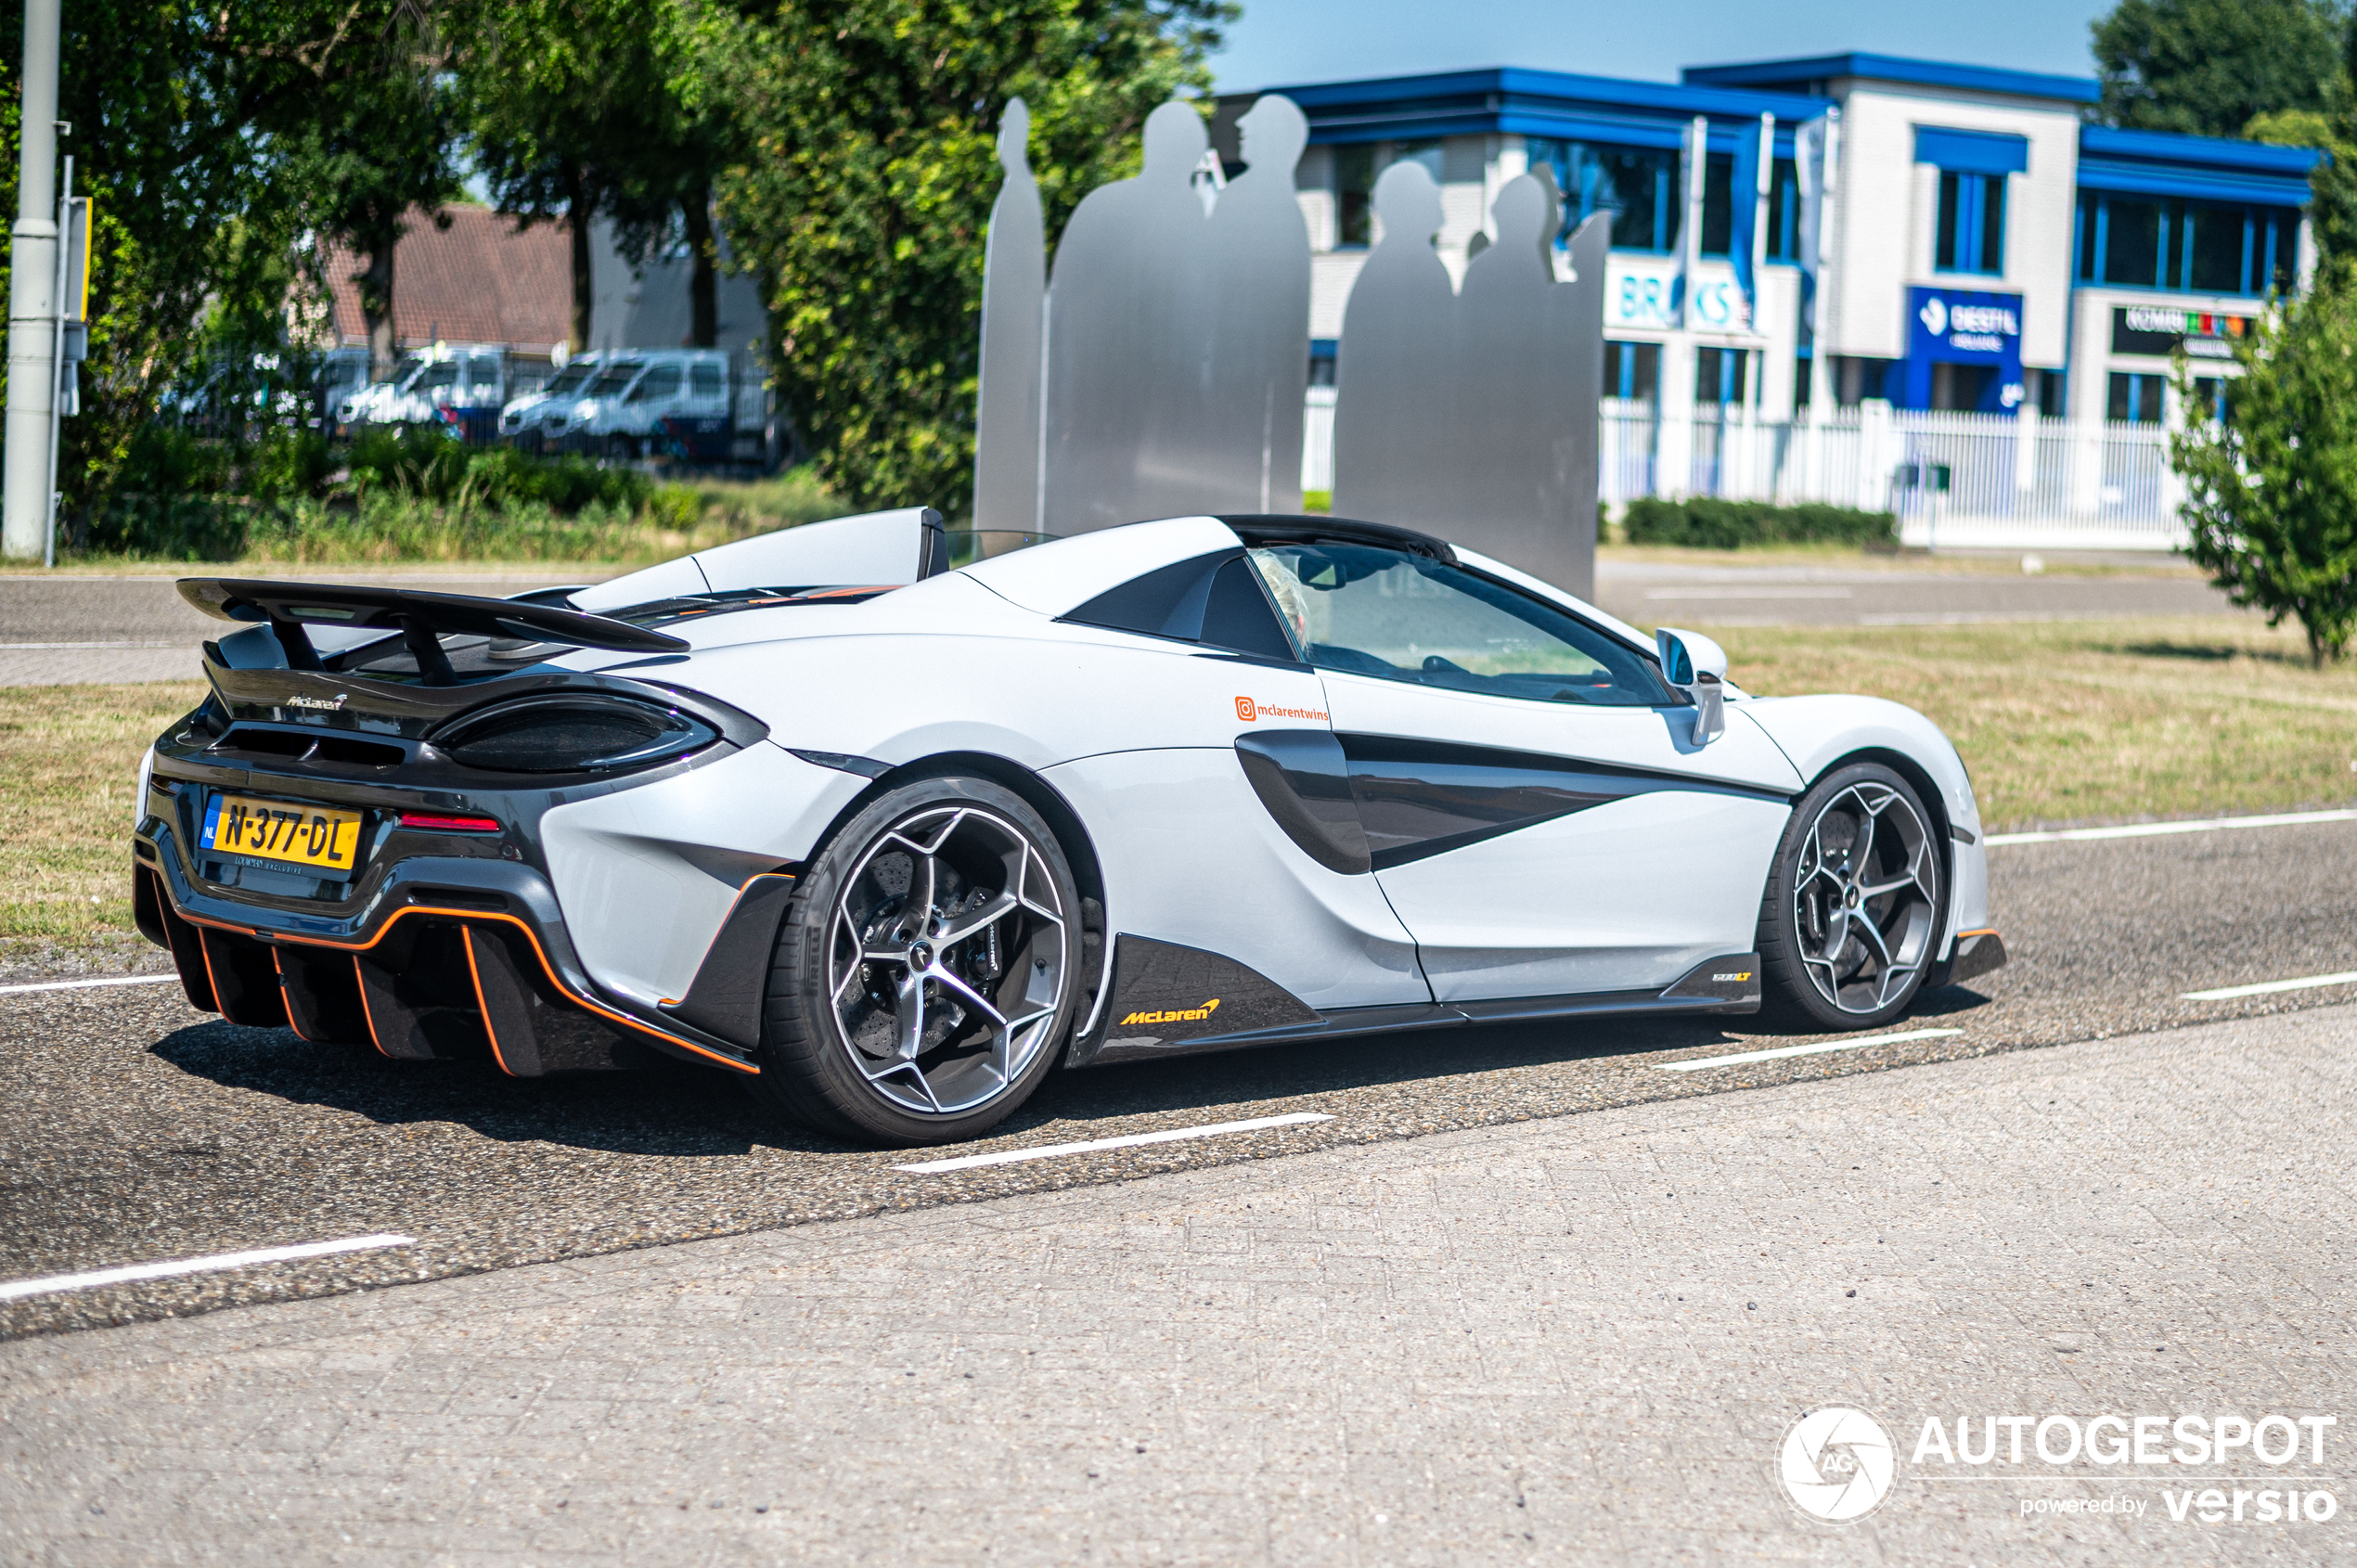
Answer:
1222 53 2322 546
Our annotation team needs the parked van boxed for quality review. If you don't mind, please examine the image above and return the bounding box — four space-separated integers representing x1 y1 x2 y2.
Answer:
571 350 735 456
500 353 604 442
345 344 518 430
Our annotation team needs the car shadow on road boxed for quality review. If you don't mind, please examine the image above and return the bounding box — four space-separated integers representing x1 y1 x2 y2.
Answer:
148 1021 860 1158
1015 983 2001 1126
149 983 2001 1160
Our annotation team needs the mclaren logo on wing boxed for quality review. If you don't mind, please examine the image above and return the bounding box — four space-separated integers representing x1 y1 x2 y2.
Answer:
286 693 346 711
1119 998 1221 1026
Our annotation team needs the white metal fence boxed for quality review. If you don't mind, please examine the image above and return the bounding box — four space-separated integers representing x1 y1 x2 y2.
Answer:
1603 400 2183 550
1305 394 2187 550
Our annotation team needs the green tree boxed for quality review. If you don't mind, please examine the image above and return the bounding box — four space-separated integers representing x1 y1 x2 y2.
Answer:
697 0 1233 515
2093 0 2345 137
2172 280 2357 662
463 0 715 353
1 0 286 524
245 4 468 381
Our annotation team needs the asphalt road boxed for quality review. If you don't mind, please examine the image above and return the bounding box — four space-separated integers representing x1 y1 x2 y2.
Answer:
0 555 2239 685
1589 556 2235 627
0 568 623 686
6 814 2354 1339
6 1007 2347 1564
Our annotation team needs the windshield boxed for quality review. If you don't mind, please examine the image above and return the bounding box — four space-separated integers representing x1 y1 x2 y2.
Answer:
541 363 594 396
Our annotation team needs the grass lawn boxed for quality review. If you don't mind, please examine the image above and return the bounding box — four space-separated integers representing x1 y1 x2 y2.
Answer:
6 614 2355 960
1713 616 2357 829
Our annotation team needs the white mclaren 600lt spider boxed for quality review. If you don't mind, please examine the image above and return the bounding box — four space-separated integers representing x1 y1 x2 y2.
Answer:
134 508 2005 1145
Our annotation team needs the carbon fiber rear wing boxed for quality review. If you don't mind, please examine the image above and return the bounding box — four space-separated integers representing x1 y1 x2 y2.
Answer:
178 579 689 685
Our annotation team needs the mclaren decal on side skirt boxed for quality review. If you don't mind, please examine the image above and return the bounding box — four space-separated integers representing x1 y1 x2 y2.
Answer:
1071 935 1320 1065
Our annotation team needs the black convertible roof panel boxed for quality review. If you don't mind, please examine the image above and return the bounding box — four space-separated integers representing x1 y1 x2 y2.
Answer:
1217 514 1458 565
178 579 690 655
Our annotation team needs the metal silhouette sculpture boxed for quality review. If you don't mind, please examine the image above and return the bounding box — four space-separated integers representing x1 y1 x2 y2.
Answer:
1041 102 1217 534
1331 162 1458 536
1204 96 1311 516
970 98 1605 593
1333 165 1607 598
972 99 1045 532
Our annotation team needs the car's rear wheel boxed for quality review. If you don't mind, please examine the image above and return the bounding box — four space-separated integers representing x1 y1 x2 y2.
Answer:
1758 762 1946 1031
750 777 1081 1146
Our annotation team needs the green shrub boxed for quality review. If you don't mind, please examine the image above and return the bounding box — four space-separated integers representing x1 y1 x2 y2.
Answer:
249 429 335 500
1621 497 1896 549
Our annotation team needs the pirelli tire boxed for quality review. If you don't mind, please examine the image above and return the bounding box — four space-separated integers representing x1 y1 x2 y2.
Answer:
751 776 1084 1146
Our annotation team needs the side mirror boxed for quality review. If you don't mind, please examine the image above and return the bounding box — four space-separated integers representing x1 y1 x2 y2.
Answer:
1655 626 1729 745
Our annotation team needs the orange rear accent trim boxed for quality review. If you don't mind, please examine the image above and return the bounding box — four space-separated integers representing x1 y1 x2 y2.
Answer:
352 954 393 1059
196 930 228 1018
1956 927 2000 941
272 949 314 1043
175 901 756 1075
462 927 520 1077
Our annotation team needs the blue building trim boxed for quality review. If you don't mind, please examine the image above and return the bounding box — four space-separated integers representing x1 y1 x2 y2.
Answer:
1681 53 2101 105
1267 67 1825 142
1914 126 2029 175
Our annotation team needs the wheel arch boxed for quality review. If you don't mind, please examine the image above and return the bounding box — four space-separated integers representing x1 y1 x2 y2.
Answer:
803 750 1113 1034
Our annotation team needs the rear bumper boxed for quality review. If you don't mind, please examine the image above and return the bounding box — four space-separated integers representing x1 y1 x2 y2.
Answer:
135 818 761 1077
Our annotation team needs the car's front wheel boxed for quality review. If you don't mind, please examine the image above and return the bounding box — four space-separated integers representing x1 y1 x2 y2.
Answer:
1758 762 1947 1031
750 776 1082 1146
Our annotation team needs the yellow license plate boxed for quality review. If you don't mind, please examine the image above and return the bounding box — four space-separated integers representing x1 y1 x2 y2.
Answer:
200 792 364 874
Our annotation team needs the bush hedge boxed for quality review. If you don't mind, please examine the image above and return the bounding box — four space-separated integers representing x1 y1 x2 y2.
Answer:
1621 497 1896 549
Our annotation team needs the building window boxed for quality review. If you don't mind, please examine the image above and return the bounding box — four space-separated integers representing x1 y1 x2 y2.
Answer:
1935 172 2006 276
1336 145 1376 247
2190 376 2228 421
2075 192 2300 295
1699 152 1735 256
1767 157 1801 262
2036 368 2067 417
1695 346 1748 405
1527 140 1681 253
1604 341 1659 400
1794 353 1813 406
2107 371 2166 423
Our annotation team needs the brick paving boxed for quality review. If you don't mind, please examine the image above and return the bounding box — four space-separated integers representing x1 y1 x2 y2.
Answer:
3 1006 2351 1565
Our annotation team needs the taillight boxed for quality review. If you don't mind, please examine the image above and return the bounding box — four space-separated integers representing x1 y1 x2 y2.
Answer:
400 812 501 833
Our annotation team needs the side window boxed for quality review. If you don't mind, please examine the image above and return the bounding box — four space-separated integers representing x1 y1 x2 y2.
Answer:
1063 551 1297 662
629 364 684 403
689 362 725 398
1247 544 1672 707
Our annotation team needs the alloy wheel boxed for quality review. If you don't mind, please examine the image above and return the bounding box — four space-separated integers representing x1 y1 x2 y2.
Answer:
1791 780 1941 1015
825 804 1069 1115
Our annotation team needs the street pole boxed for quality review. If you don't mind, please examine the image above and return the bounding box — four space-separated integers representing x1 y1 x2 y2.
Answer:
4 0 62 560
44 155 71 567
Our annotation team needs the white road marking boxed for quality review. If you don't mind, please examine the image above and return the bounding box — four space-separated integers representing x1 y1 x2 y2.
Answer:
1987 808 2357 846
1642 586 1854 600
895 1112 1334 1174
2182 970 2357 1001
0 640 188 649
1658 1028 1964 1073
0 973 182 996
0 1233 418 1303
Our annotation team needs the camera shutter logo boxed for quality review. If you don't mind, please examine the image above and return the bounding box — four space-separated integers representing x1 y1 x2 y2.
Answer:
1780 1407 1897 1522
